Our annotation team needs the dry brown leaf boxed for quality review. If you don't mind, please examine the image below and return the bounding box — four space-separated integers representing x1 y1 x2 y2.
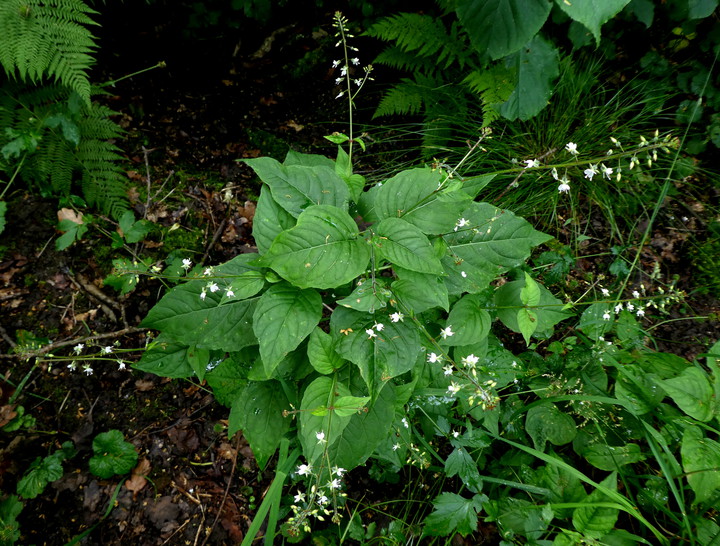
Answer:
0 404 17 428
57 208 83 225
125 457 151 497
134 379 155 392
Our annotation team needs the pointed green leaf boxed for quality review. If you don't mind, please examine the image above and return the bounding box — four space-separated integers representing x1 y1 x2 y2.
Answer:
229 381 291 470
205 356 248 406
333 395 371 417
520 272 541 306
495 278 570 337
614 368 663 415
392 267 449 313
681 425 720 505
444 294 491 346
572 472 620 538
187 346 210 381
261 205 371 289
517 307 538 344
555 0 632 45
253 283 322 375
423 492 488 536
456 0 552 60
299 376 352 463
134 334 194 378
375 217 443 274
582 443 646 471
336 278 391 313
499 35 559 121
445 446 482 492
307 328 345 374
656 366 714 421
244 157 349 217
252 185 296 254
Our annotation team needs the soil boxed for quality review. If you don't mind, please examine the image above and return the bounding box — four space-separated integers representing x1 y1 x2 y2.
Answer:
1 3 719 546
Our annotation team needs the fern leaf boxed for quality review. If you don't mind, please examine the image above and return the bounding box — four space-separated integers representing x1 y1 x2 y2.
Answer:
463 66 516 126
374 78 427 118
0 0 99 104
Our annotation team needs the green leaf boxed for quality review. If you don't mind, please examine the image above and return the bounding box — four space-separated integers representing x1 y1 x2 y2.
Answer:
495 278 570 337
0 495 22 544
517 307 539 344
582 443 646 471
682 425 720 504
374 217 443 274
140 282 259 351
253 185 296 254
17 455 64 499
0 201 7 234
299 376 353 463
520 272 541 306
392 267 449 313
307 328 345 374
525 403 577 451
626 0 654 27
219 271 266 303
499 35 560 121
253 283 322 375
229 381 291 470
244 157 349 217
134 334 195 378
333 395 371 417
456 0 552 60
423 492 487 536
614 368 663 415
187 346 210 381
326 383 396 469
444 294 491 346
336 278 391 313
260 205 371 289
579 302 614 340
374 168 470 234
445 446 483 492
656 366 714 421
572 472 620 538
89 430 138 479
555 0 631 45
205 356 248 407
688 0 718 18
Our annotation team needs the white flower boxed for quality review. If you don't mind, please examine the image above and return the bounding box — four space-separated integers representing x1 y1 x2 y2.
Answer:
117 360 126 370
351 57 360 65
316 431 326 444
67 362 77 371
340 66 347 76
335 91 344 99
102 346 113 354
632 290 640 298
447 382 461 395
329 479 342 489
374 322 385 331
317 495 329 505
601 288 610 297
294 491 306 503
602 312 611 321
614 303 623 314
626 303 635 312
452 430 460 438
83 365 93 376
366 328 377 339
636 308 645 317
401 417 409 429
551 167 559 180
443 364 454 376
226 287 235 298
584 164 598 180
392 443 400 451
454 217 470 231
332 466 346 477
73 343 84 355
200 290 207 301
390 312 404 323
203 267 213 276
461 271 467 278
208 282 219 293
461 354 479 368
427 352 442 364
557 180 571 193
600 163 613 180
335 77 343 85
354 79 363 87
440 326 454 339
524 159 540 169
565 142 579 155
297 464 312 476
332 59 341 67
181 258 192 270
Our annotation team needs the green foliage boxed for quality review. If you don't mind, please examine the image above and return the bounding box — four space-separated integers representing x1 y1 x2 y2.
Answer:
0 495 22 546
16 442 75 499
88 429 138 479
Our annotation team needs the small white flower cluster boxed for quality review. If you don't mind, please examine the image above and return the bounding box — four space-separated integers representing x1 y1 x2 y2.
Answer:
331 12 373 100
67 342 129 375
598 285 648 321
365 322 385 339
288 459 347 533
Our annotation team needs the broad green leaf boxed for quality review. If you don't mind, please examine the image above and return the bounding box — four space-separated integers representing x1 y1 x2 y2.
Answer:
253 283 322 375
140 282 259 351
333 395 371 417
374 217 443 274
252 185 296 254
682 425 720 504
579 302 614 340
499 35 559 121
17 455 64 499
446 202 552 277
335 146 364 203
517 307 538 344
218 270 266 303
688 0 719 19
614 368 663 415
445 446 482 492
336 278 391 313
0 495 22 544
326 383 396 469
229 381 291 470
299 376 352 463
626 0 654 27
572 472 619 538
526 403 577 451
205 355 248 406
555 0 632 45
374 168 470 234
456 0 552 60
444 294 491 346
244 157 349 217
493 498 554 540
134 334 194 378
582 443 646 471
495 278 570 337
260 205 371 289
520 271 541 306
307 328 345 374
283 150 335 168
656 366 714 421
187 346 210 381
392 267 449 313
89 430 138 479
423 492 487 536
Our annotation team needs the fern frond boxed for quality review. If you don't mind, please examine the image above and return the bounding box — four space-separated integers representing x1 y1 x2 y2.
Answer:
374 78 427 118
374 46 436 73
0 0 99 104
463 66 516 127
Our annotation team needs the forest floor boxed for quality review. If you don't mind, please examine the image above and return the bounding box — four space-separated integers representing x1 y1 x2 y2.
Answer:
2 5 720 546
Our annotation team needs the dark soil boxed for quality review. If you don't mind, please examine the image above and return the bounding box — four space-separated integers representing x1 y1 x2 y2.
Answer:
1 3 719 546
